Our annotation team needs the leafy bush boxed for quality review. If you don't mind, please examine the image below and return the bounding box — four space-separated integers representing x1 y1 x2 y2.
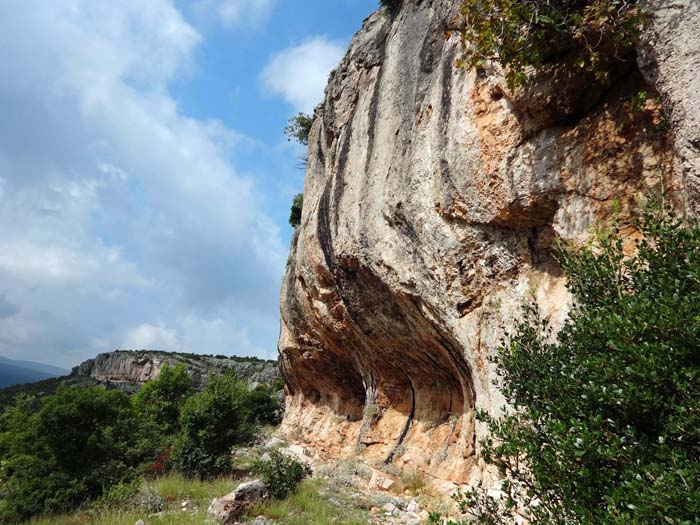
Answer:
253 450 311 499
289 193 304 228
435 201 700 524
285 113 313 146
454 0 646 88
379 0 402 16
248 384 282 426
0 387 144 524
133 364 194 440
171 372 253 479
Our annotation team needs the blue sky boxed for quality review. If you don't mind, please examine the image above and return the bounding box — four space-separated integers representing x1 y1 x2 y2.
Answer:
0 0 377 368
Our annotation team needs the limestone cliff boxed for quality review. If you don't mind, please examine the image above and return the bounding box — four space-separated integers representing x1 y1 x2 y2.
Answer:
278 0 700 487
70 350 280 392
0 350 280 411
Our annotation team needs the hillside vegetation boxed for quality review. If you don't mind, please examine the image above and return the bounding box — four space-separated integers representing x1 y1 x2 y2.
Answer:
0 366 282 524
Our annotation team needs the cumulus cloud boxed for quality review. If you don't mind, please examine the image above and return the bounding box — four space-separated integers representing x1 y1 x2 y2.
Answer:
194 0 275 28
261 37 345 114
121 323 179 351
0 0 286 367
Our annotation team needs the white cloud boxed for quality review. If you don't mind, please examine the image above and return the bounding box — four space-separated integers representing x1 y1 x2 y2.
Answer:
261 37 345 114
122 323 179 350
194 0 275 28
0 0 286 367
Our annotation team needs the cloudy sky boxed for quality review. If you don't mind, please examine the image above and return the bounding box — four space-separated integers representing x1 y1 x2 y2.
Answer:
0 0 376 368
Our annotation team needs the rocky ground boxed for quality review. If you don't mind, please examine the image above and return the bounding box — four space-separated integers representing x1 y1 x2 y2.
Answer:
219 437 451 525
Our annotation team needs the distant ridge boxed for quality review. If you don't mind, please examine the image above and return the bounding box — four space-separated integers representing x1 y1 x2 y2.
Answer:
0 355 69 388
0 350 280 411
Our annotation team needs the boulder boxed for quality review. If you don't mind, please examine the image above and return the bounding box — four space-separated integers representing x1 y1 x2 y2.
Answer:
207 480 269 524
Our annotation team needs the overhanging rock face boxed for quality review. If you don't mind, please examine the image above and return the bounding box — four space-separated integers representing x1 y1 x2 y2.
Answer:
278 0 699 485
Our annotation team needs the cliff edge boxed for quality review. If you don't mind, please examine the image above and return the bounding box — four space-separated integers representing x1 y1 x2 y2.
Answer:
278 0 700 486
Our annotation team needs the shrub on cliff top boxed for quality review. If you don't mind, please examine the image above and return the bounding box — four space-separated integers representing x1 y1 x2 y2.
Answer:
433 200 700 525
453 0 647 88
379 0 402 16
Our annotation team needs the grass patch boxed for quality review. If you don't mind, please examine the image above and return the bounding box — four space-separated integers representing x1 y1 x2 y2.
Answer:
24 474 241 525
248 479 367 525
23 475 369 525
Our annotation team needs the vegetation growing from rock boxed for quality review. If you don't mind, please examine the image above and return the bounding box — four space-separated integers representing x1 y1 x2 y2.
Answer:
284 113 313 146
431 201 700 524
379 0 402 16
289 193 304 228
453 0 647 88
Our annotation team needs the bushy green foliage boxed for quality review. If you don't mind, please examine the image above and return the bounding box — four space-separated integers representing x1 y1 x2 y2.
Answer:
133 364 194 437
0 387 144 524
289 193 304 228
0 366 284 521
379 0 402 15
435 201 700 525
248 384 282 425
284 113 313 146
454 0 646 88
253 449 311 499
171 372 254 479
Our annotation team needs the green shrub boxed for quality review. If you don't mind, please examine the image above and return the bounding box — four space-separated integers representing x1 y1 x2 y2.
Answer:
171 372 253 479
454 0 646 88
253 450 311 499
0 387 144 524
289 193 303 228
434 201 700 524
284 113 313 146
133 364 194 448
379 0 402 15
248 385 282 426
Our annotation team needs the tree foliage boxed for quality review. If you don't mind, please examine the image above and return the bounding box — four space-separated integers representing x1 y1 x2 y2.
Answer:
453 0 647 88
0 388 143 524
289 193 304 228
435 201 700 524
379 0 402 16
284 113 313 146
171 372 254 479
133 364 194 437
0 367 284 521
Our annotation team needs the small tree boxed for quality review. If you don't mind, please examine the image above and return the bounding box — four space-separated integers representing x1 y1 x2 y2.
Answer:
435 201 700 524
171 372 253 479
289 193 303 228
284 113 313 146
248 385 282 426
133 364 194 437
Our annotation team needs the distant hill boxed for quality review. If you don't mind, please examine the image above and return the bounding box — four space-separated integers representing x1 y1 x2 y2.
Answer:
0 350 281 412
0 355 68 388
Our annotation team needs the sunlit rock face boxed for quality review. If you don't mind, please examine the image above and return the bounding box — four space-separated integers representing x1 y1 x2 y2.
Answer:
71 350 279 392
278 0 699 486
